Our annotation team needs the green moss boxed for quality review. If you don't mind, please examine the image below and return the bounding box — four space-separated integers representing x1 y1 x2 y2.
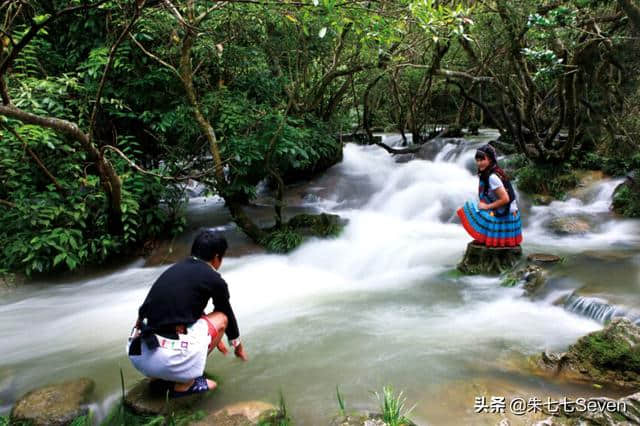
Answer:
262 213 345 254
612 184 640 218
576 333 640 372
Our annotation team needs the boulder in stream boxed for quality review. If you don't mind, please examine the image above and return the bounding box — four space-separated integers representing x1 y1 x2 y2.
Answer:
10 378 94 426
124 378 204 415
548 216 593 235
192 401 280 426
458 242 522 275
533 318 640 389
501 264 548 296
551 391 640 425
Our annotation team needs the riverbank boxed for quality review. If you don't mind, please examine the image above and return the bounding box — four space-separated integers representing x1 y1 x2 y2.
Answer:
1 133 639 424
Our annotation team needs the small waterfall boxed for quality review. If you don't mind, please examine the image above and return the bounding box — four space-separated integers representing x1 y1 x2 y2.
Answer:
564 294 640 325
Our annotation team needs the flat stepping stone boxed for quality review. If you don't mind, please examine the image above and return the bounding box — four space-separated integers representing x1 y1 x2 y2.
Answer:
192 401 278 426
124 379 204 415
10 378 94 426
526 253 562 264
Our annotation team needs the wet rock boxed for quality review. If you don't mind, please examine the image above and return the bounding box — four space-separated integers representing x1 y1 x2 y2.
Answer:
549 217 592 235
440 125 464 138
414 138 453 161
533 318 640 389
184 179 208 198
10 378 94 426
285 213 347 237
466 122 480 136
567 171 606 199
124 379 203 415
527 253 563 264
393 153 416 164
501 264 547 296
458 242 522 275
192 401 279 426
330 413 415 426
554 391 640 425
532 194 555 206
0 273 24 295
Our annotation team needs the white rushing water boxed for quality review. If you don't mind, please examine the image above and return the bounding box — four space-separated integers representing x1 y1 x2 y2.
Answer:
1 133 639 424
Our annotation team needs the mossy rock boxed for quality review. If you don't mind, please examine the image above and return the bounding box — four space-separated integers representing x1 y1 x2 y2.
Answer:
533 318 640 389
612 179 640 218
287 213 345 237
262 213 347 253
458 243 522 275
554 391 640 425
501 264 547 296
123 379 204 415
10 378 94 426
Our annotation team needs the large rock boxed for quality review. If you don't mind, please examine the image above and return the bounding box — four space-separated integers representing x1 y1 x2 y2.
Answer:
124 379 203 415
192 401 279 426
286 212 346 238
533 318 640 389
10 378 94 426
549 216 592 235
553 391 640 425
458 242 522 275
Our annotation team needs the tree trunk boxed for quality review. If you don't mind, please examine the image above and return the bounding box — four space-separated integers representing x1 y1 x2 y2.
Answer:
618 0 640 32
177 29 266 242
0 105 123 234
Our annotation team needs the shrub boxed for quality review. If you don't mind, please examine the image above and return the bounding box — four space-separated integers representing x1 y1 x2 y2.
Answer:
514 163 579 198
612 184 640 218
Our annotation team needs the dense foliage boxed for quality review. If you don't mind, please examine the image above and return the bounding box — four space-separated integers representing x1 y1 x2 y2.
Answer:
2 0 640 274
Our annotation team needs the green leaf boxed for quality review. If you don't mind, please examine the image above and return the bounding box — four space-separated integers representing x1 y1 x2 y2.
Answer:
53 253 66 266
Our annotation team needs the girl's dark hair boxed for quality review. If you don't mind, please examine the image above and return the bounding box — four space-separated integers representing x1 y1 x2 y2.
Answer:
477 144 510 182
191 230 228 261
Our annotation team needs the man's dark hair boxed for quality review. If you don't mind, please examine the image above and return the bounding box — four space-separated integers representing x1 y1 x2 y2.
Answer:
191 230 228 261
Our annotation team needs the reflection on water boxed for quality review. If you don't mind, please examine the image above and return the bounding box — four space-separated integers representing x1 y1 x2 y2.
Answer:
1 131 639 424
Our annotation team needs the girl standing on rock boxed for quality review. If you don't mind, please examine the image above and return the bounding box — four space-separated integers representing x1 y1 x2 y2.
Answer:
457 144 523 247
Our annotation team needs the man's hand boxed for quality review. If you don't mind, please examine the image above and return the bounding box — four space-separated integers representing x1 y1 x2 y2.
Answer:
478 201 490 210
217 340 229 355
234 343 248 361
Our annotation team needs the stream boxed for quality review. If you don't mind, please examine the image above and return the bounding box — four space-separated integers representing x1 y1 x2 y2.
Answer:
1 131 639 425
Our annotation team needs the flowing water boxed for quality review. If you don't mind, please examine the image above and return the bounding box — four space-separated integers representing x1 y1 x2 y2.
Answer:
1 131 640 424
